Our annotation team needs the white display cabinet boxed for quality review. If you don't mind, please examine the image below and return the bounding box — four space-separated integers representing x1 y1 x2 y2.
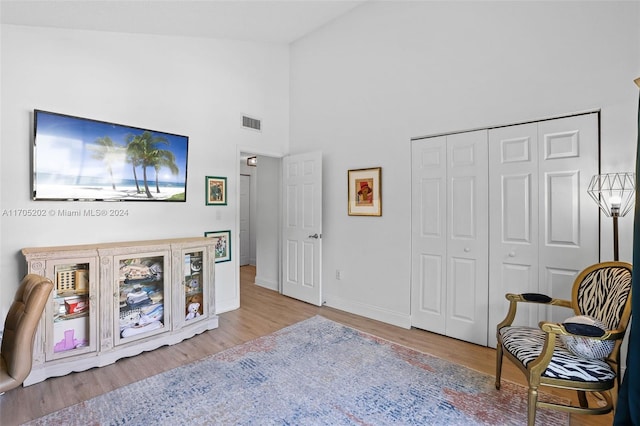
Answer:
22 237 218 386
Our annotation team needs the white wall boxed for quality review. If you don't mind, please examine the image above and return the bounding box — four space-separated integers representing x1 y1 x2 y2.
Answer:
290 1 640 327
0 25 290 318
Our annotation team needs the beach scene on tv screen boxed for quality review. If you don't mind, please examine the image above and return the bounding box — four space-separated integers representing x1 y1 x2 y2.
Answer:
34 111 188 201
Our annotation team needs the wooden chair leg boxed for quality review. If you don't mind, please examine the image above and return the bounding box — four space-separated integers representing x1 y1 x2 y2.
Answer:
495 342 503 390
578 390 588 408
612 379 619 408
528 387 539 426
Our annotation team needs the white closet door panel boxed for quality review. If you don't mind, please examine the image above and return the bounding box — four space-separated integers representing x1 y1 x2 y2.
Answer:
450 177 476 238
420 178 443 236
418 254 444 315
411 137 447 334
488 123 539 348
446 131 488 346
545 171 580 246
502 174 533 243
448 256 482 343
538 114 599 323
544 266 577 321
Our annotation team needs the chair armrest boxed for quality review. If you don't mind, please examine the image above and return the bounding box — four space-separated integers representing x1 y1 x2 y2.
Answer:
540 321 626 341
524 321 627 375
497 293 572 330
505 293 572 308
521 293 552 303
524 321 618 380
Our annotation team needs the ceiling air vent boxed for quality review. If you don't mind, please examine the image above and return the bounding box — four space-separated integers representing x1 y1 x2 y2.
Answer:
242 115 261 132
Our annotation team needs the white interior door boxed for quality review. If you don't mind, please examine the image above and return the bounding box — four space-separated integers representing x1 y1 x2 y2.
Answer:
239 174 251 266
281 151 323 306
411 131 489 346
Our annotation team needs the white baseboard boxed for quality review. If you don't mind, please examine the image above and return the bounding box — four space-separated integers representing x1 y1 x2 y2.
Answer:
255 275 278 291
324 294 411 329
216 299 240 314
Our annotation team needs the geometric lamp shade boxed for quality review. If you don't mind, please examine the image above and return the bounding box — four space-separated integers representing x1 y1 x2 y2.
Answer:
587 172 636 217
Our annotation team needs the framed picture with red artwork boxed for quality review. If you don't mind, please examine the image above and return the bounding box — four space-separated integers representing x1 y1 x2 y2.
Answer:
348 167 381 216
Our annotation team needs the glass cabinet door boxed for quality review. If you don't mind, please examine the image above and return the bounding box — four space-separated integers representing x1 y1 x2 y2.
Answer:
46 259 97 360
183 250 205 323
116 252 169 344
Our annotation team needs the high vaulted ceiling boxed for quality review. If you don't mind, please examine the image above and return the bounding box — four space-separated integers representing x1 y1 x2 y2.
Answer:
0 0 366 44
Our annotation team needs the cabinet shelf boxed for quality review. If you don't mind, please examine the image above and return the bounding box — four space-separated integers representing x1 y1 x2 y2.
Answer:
54 311 89 322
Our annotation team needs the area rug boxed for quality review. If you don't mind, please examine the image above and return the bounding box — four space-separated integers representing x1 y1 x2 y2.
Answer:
26 316 568 425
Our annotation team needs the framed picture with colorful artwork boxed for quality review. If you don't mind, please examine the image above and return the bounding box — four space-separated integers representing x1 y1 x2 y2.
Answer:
348 167 381 216
204 230 231 263
205 176 227 205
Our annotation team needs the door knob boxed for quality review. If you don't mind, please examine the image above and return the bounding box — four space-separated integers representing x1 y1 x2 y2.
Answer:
308 233 320 239
509 252 516 257
464 247 470 252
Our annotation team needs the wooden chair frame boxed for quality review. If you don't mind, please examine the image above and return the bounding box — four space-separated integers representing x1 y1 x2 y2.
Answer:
495 261 633 426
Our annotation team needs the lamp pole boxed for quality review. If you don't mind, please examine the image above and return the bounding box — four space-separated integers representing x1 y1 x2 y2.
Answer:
611 196 621 261
612 212 620 261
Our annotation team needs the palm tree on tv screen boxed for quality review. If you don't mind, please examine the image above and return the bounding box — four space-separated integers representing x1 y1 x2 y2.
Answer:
125 134 144 194
125 131 179 198
89 136 123 190
152 150 179 193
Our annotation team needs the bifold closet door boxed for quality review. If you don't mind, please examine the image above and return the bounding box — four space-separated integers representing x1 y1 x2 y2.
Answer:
487 123 540 347
411 136 447 336
537 115 599 321
411 130 489 346
487 113 599 348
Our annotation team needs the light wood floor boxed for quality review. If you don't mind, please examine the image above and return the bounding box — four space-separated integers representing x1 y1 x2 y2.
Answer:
1 265 611 425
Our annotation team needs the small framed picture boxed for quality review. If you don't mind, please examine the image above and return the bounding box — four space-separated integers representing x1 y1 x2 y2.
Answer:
204 230 231 263
206 176 227 206
348 167 381 216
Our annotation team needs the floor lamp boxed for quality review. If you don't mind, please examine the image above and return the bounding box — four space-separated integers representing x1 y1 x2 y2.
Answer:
588 172 636 261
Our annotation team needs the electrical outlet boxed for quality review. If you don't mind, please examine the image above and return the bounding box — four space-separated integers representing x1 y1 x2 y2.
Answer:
336 269 342 280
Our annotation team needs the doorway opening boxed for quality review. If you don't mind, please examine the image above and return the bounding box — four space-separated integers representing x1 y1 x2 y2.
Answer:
238 151 282 292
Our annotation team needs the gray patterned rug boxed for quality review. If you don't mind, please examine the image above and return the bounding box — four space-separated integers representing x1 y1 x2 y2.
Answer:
26 316 568 425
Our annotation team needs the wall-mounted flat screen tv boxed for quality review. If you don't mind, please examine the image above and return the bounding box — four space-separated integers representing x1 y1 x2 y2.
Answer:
33 110 189 201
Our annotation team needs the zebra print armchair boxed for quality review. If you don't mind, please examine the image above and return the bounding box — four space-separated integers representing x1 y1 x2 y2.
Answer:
495 261 632 426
